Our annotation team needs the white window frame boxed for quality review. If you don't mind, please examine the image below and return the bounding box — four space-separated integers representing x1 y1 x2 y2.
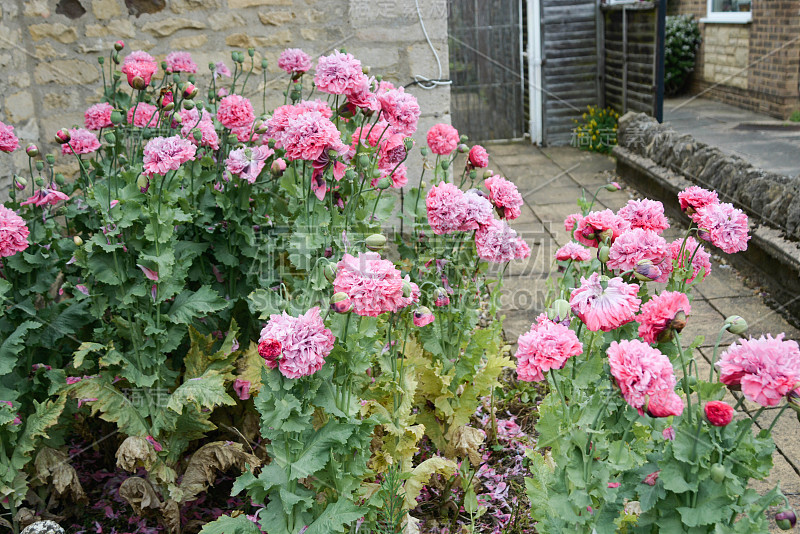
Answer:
702 0 752 23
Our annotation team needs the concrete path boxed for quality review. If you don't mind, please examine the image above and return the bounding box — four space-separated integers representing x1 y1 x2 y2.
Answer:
488 143 800 520
663 96 800 178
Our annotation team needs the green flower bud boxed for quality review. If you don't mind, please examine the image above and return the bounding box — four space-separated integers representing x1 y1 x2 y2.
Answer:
8 189 15 199
104 132 116 144
112 52 120 64
345 169 356 181
73 235 83 246
483 169 493 179
375 74 383 82
227 134 238 144
404 137 414 151
710 464 726 483
457 143 468 153
209 62 216 71
440 159 450 170
15 176 27 188
402 280 413 298
55 173 65 185
136 174 149 190
358 154 370 168
460 134 469 143
26 144 39 157
35 176 45 187
724 315 747 334
45 153 55 165
420 147 429 157
110 110 123 125
188 74 196 83
131 76 146 90
598 245 610 263
98 56 105 65
261 59 268 69
775 509 797 530
248 47 255 57
182 99 195 110
323 262 336 283
161 61 168 71
365 234 386 251
192 129 203 142
172 73 180 84
35 161 44 171
547 299 571 322
469 169 477 180
371 168 383 180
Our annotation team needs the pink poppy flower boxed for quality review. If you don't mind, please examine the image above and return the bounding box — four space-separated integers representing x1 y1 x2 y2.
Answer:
484 175 523 220
281 111 347 162
555 242 591 262
468 145 489 168
413 307 435 327
637 291 691 344
607 339 683 416
574 209 630 247
344 74 380 113
142 135 197 178
314 50 364 95
0 121 19 153
225 146 274 184
475 219 529 263
569 273 640 332
61 128 100 156
84 103 114 130
121 50 158 87
298 98 333 119
278 48 312 75
19 188 70 207
459 190 494 231
695 202 750 254
717 334 800 407
127 103 159 128
165 51 197 73
426 182 467 235
617 198 670 234
180 108 220 150
214 61 231 79
564 213 583 232
426 123 459 155
258 306 335 379
333 252 410 317
662 426 676 440
678 186 718 217
378 87 420 136
515 313 583 382
0 205 29 258
606 229 670 274
217 95 255 130
705 400 734 426
643 470 661 485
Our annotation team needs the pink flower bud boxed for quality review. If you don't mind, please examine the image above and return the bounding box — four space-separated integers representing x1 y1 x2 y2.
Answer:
55 129 71 144
114 40 125 51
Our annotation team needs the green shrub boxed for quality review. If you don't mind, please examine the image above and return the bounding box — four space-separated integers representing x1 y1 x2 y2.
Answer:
665 15 702 96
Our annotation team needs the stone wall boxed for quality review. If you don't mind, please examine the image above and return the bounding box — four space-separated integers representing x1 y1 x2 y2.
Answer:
668 0 800 119
617 112 800 240
702 24 748 90
0 0 451 197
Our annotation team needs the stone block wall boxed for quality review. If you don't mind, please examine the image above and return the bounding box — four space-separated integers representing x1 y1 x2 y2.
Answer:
702 24 748 89
0 0 451 197
668 0 800 119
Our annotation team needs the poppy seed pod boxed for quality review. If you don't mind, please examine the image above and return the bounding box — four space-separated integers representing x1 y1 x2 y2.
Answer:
365 234 386 251
724 315 747 334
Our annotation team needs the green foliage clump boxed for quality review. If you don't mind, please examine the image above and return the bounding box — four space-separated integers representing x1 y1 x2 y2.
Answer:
665 14 702 96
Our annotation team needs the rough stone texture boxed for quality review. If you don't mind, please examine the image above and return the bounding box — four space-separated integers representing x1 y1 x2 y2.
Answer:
0 0 450 199
702 24 748 90
20 521 65 534
617 112 800 241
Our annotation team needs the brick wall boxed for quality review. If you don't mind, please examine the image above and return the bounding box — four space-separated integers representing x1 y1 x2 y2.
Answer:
0 0 451 196
669 0 800 118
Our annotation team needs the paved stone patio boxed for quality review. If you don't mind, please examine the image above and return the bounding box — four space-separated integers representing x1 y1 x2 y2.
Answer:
488 143 800 521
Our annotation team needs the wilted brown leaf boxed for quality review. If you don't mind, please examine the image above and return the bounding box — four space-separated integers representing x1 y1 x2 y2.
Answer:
178 441 260 503
119 477 161 516
116 436 157 472
161 499 181 534
451 426 485 466
34 447 87 503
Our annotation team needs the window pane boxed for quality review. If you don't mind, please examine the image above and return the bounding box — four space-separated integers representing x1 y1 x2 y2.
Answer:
711 0 751 12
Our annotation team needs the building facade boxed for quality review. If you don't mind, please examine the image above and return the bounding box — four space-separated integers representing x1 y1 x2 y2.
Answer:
668 0 800 119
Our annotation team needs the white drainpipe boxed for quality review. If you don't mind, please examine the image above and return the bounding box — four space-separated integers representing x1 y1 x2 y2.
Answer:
528 0 544 145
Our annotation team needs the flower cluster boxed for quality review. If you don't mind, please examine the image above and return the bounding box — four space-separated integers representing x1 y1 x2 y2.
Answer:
333 252 415 317
0 205 29 257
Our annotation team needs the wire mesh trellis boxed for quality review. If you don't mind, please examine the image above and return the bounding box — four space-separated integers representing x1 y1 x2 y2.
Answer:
448 0 527 142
